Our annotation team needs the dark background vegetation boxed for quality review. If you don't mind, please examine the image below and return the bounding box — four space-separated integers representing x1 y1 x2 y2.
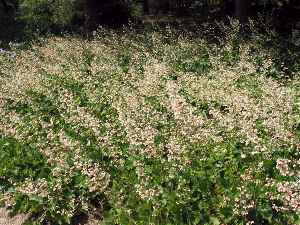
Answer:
0 0 300 42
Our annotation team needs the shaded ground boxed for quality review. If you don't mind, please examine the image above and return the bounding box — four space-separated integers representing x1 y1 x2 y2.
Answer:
0 208 28 225
0 208 100 225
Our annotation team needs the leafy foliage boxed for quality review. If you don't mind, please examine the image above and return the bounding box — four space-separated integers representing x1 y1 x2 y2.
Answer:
18 0 76 34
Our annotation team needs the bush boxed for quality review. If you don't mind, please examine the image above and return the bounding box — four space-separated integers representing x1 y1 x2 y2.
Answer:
18 0 77 34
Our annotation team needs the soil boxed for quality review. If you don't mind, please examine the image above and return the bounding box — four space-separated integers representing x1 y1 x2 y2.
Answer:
0 208 28 225
0 208 100 225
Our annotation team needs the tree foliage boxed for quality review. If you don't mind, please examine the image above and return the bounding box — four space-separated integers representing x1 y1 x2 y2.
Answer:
0 0 299 40
18 0 76 33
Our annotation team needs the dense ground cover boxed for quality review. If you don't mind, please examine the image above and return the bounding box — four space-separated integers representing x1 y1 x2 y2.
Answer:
0 22 300 224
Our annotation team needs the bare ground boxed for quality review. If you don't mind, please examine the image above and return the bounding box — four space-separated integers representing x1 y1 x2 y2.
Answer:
0 208 28 225
0 208 100 225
